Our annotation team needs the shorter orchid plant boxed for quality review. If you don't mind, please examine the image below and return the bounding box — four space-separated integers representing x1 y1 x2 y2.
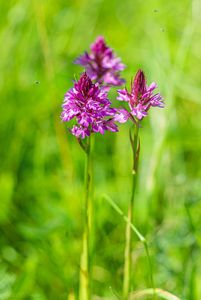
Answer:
61 36 164 300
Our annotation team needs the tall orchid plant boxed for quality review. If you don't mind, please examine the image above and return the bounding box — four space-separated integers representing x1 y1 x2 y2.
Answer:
61 36 164 300
115 70 164 298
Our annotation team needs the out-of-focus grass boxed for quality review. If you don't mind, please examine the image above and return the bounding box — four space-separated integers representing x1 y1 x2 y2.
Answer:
0 0 201 299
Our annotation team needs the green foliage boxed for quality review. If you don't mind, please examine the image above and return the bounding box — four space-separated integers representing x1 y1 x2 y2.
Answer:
0 0 201 299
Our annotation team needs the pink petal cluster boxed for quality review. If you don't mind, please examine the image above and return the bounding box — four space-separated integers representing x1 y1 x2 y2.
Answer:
75 36 125 86
61 73 118 139
115 69 164 122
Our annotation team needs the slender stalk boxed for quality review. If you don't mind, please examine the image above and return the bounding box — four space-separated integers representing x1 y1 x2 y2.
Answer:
104 195 156 299
143 241 155 299
123 124 139 299
79 137 91 300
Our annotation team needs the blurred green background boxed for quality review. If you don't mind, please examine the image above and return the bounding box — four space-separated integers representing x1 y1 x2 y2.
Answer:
1 0 201 299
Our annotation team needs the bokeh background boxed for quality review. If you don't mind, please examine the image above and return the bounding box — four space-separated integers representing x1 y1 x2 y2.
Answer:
1 0 201 299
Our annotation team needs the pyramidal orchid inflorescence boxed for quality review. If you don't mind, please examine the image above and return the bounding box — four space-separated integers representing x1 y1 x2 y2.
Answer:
75 36 125 86
115 69 164 123
61 72 118 139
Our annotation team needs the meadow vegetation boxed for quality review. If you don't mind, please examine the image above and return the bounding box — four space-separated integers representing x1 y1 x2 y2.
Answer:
0 0 201 299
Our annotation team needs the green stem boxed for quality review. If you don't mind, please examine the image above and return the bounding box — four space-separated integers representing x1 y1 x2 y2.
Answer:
143 242 156 299
79 137 91 300
103 195 156 299
123 124 139 299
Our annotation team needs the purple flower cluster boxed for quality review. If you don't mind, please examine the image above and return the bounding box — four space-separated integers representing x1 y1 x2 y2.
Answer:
75 36 125 86
115 69 164 122
61 73 118 139
61 36 164 139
